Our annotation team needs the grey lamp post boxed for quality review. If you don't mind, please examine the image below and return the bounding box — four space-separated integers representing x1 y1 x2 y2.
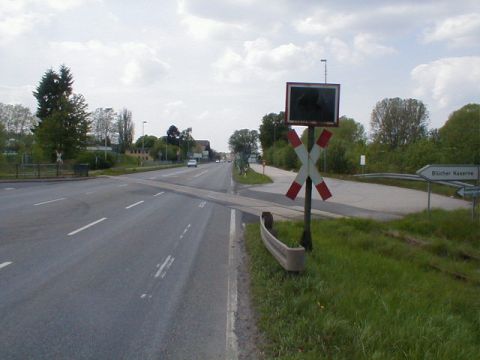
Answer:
321 59 327 173
142 121 147 165
142 121 147 152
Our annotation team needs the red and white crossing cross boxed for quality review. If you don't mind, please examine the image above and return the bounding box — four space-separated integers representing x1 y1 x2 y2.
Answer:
286 129 333 201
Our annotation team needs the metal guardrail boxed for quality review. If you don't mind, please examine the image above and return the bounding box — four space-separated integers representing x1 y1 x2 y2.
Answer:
354 173 473 189
260 212 305 272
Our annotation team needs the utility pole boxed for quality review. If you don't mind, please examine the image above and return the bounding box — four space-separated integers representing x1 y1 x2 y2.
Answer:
142 121 147 166
273 122 276 165
321 59 327 173
321 59 327 83
142 121 147 152
104 108 113 161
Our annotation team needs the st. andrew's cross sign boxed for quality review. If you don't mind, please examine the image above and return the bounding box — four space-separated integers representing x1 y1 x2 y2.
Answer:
286 129 332 201
284 82 340 251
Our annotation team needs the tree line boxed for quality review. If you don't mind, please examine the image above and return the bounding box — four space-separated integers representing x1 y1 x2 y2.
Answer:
229 98 479 174
0 65 136 166
0 65 222 168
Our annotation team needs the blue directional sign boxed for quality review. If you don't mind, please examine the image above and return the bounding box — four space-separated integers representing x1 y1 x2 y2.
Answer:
457 186 480 198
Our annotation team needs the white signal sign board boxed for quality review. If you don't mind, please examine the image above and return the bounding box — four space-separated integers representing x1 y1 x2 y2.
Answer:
417 165 479 181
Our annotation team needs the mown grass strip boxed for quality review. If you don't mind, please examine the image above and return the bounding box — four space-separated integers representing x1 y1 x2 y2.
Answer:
233 167 273 185
245 209 480 359
90 163 183 176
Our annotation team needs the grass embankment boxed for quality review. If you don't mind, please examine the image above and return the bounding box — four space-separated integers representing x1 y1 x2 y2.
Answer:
90 163 183 176
233 167 273 185
246 209 480 359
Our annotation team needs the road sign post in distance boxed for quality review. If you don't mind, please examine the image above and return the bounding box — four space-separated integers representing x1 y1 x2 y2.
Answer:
285 82 340 127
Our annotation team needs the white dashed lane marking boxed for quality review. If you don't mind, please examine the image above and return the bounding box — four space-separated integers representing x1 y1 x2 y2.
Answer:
68 217 107 236
125 201 144 209
34 197 66 206
0 262 13 271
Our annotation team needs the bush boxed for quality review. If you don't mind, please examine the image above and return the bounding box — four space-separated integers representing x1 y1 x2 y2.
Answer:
75 151 116 170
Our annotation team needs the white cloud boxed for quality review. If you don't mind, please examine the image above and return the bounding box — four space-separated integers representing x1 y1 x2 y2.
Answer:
34 0 99 11
50 40 118 55
121 58 169 87
423 13 480 47
294 3 436 37
0 84 36 109
212 49 245 82
0 0 99 45
0 0 27 14
324 33 396 64
411 56 480 109
295 11 356 36
49 40 170 87
0 12 45 44
354 33 396 57
180 12 246 40
324 37 351 63
213 38 323 82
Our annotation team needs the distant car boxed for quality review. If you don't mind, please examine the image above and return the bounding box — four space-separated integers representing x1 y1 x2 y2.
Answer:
187 159 197 167
215 159 220 163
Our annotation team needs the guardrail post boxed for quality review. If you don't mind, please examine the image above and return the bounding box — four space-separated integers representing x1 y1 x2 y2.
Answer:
259 212 305 272
37 163 40 178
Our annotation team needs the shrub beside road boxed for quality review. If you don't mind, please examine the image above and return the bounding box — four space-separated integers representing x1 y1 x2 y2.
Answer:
245 209 480 359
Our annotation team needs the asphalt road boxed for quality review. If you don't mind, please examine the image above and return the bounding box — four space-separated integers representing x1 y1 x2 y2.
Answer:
1 161 470 359
0 162 238 359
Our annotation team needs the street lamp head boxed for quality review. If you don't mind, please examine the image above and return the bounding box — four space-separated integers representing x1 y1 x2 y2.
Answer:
321 59 327 62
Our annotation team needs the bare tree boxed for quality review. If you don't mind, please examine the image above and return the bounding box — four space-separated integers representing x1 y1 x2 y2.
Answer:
117 108 134 153
0 103 38 135
370 98 428 149
92 107 116 146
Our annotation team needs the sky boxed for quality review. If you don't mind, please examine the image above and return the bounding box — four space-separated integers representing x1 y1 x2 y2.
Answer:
0 0 479 152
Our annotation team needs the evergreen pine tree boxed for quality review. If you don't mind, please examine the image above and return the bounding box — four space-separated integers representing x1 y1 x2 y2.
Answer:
32 65 90 160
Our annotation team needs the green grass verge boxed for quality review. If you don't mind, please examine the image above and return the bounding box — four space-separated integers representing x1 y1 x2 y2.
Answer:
245 209 480 359
233 167 273 185
90 163 184 176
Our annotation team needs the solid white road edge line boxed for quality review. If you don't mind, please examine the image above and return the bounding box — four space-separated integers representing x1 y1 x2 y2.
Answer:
0 262 13 270
226 208 238 360
125 200 144 209
34 197 66 206
68 217 107 236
